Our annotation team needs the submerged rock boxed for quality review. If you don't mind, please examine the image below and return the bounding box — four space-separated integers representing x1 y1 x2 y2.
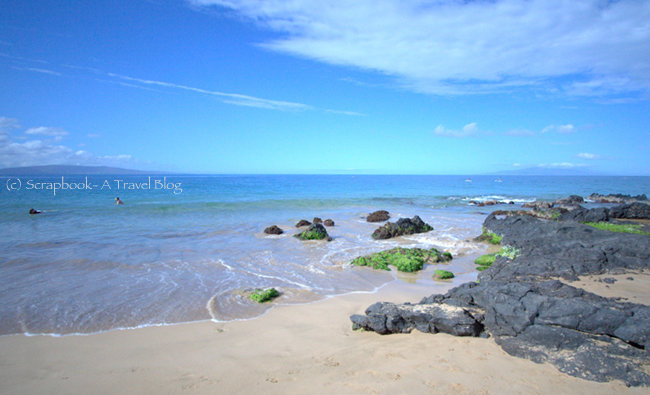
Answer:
323 219 335 226
469 200 509 207
294 223 332 241
371 216 433 240
264 225 284 235
295 219 312 227
367 210 390 222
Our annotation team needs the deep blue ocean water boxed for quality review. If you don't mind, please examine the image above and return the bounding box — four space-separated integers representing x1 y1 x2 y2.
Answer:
1 174 648 335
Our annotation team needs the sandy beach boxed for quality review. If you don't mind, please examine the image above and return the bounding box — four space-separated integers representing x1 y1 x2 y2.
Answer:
1 277 645 395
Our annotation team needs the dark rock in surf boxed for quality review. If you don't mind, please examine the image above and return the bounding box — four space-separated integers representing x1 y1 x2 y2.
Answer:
367 210 390 222
371 216 433 240
295 219 312 227
294 223 332 241
264 225 284 235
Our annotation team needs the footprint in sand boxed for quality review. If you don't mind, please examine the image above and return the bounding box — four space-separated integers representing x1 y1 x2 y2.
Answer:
324 357 340 367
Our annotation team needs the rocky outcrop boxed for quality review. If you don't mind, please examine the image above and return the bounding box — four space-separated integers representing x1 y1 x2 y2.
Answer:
323 219 335 226
609 202 650 219
495 202 649 224
469 200 514 206
522 201 552 210
295 219 311 227
589 193 648 204
351 204 650 386
294 223 332 241
367 210 390 222
264 225 283 235
351 299 483 336
554 194 584 205
313 217 323 224
371 216 433 240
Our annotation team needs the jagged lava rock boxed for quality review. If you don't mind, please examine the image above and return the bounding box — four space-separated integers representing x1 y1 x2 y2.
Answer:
522 201 553 210
371 216 433 240
589 193 648 204
351 203 650 386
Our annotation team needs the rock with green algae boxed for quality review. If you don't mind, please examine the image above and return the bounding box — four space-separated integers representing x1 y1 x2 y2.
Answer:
351 247 452 272
475 227 503 244
474 254 497 268
433 269 455 280
248 288 280 303
294 223 332 241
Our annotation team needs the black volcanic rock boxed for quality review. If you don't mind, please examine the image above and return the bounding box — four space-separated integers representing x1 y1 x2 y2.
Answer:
522 201 553 210
366 210 390 222
263 225 283 235
589 193 648 204
609 202 650 219
323 219 335 226
554 194 584 205
371 216 433 240
313 217 323 224
295 219 311 227
351 203 650 386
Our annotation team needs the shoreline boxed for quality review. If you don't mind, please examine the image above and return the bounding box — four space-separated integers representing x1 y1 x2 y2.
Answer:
0 275 643 394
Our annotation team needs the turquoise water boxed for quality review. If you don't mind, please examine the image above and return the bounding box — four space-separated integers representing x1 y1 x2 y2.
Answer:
0 175 648 335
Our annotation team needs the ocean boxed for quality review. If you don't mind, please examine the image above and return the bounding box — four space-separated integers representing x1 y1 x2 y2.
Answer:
1 174 648 336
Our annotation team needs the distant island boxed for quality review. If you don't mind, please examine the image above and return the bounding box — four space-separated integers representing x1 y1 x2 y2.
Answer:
489 167 602 176
0 165 161 176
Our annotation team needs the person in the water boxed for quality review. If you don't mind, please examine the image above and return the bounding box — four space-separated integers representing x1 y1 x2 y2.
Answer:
115 197 124 205
29 208 41 214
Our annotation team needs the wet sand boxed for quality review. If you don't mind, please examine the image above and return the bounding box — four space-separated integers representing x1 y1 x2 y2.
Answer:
0 279 643 394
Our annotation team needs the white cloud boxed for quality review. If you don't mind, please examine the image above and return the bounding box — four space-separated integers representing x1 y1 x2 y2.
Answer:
576 152 600 160
325 109 366 116
541 124 575 134
0 117 138 168
512 163 521 167
25 126 69 139
108 73 312 111
0 116 21 131
191 0 650 97
24 67 62 76
433 122 478 138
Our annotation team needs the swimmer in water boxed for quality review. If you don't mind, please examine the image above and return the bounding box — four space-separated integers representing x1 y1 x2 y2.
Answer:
115 197 124 205
29 208 41 214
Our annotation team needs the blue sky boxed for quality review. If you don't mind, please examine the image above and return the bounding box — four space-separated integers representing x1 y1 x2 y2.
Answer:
1 0 649 175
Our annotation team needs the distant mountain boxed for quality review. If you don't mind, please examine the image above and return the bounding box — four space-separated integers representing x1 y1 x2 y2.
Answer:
0 165 162 176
